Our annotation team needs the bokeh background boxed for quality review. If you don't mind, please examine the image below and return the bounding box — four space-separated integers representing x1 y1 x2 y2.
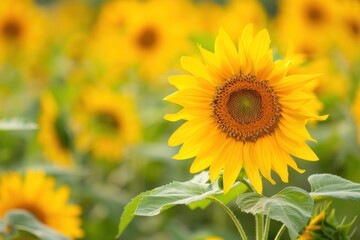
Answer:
1 0 360 239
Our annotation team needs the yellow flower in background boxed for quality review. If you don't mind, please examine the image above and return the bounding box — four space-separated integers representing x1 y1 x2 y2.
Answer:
73 86 141 161
275 0 338 58
335 0 360 62
165 25 327 193
222 0 267 40
190 0 266 41
38 92 74 166
0 170 83 238
353 88 360 145
0 0 48 63
297 211 326 240
90 0 190 82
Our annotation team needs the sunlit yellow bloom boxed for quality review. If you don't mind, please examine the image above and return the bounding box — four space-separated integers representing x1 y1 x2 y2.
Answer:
335 0 360 62
275 0 338 58
165 25 327 193
0 0 48 64
72 86 141 161
222 0 267 40
353 88 360 145
190 0 266 41
38 91 74 166
297 211 326 240
203 236 224 240
0 170 83 238
90 0 190 82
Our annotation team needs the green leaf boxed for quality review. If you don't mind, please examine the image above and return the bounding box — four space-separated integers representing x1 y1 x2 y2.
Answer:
134 181 217 216
237 187 313 240
5 210 69 240
0 119 37 131
308 174 360 200
116 190 152 238
117 172 241 238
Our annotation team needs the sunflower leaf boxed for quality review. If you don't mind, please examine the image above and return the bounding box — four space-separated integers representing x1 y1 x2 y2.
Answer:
5 210 69 240
117 190 153 238
117 172 238 238
236 187 313 240
134 181 217 216
308 174 360 200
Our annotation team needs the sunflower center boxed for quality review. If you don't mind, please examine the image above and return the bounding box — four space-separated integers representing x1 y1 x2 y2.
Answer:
227 90 263 124
305 5 324 25
2 19 22 40
137 27 158 50
346 19 360 37
92 112 120 134
213 74 281 142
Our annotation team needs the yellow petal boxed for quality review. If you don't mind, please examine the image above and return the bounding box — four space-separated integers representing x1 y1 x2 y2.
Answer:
249 29 271 66
209 137 232 182
275 129 319 161
216 28 240 74
223 142 243 193
243 142 263 193
168 118 212 146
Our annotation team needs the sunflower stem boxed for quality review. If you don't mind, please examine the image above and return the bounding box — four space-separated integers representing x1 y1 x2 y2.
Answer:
274 224 287 240
240 179 256 192
262 216 271 240
211 197 248 240
256 214 263 240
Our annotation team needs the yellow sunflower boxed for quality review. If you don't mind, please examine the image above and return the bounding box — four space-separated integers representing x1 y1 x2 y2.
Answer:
0 0 48 64
297 211 326 240
335 0 360 62
90 0 191 82
72 86 141 161
275 0 338 58
38 91 74 166
353 88 360 145
165 25 327 193
0 170 83 238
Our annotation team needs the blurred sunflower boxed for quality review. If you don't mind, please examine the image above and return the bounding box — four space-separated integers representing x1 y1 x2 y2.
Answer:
222 0 267 40
275 0 337 58
72 86 141 161
353 88 360 145
0 0 47 64
298 209 356 239
90 0 190 82
165 25 327 193
336 0 360 62
38 92 74 166
0 170 83 238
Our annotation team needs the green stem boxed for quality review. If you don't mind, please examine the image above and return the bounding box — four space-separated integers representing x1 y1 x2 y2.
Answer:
262 216 271 240
274 224 287 240
256 214 263 240
240 179 256 192
211 197 248 240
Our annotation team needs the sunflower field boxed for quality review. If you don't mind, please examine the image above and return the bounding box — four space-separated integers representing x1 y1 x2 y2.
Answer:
1 0 360 239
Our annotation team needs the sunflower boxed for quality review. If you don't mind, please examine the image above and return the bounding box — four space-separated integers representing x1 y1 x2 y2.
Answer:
72 86 141 161
297 211 326 240
0 170 83 238
335 0 360 62
275 0 337 59
90 0 191 82
165 25 327 193
0 0 48 64
38 91 74 166
353 88 360 145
